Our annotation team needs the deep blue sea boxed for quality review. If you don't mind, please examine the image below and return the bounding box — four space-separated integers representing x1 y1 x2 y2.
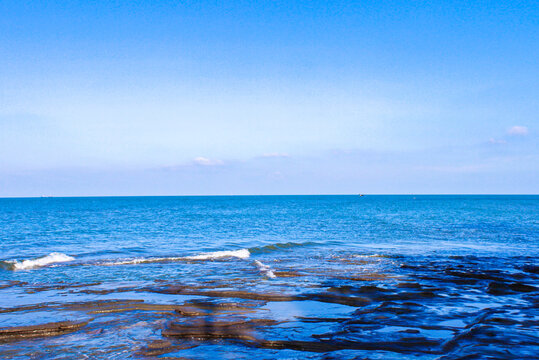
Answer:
0 195 537 359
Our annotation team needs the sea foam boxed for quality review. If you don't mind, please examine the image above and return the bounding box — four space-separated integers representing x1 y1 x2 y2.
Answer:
1 253 75 270
104 257 179 266
184 249 250 260
253 260 276 278
99 249 251 266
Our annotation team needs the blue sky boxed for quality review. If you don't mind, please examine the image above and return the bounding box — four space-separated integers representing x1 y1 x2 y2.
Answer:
1 0 537 195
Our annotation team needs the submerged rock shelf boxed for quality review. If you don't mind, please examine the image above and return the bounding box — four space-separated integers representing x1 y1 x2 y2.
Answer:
0 252 537 359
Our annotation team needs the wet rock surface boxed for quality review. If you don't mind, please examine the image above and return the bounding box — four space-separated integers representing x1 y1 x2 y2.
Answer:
0 320 89 341
0 253 537 359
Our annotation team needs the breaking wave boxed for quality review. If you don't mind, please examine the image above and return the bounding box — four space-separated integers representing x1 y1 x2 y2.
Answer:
184 249 250 260
253 260 276 278
0 253 75 271
98 248 251 266
1 243 307 271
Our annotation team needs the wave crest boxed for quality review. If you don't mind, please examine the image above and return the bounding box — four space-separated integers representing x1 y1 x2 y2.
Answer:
98 249 251 266
253 260 276 278
249 241 318 254
0 253 75 271
184 249 250 260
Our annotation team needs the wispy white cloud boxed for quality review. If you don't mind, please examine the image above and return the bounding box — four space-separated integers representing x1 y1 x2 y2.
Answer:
192 157 224 166
507 126 529 136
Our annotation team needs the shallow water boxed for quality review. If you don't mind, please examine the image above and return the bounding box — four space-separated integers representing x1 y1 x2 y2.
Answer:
0 195 537 359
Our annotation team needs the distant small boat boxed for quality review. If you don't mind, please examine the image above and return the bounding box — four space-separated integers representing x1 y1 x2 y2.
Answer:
358 194 364 197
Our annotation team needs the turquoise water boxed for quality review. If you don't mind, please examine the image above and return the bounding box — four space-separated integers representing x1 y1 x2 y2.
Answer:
0 196 537 358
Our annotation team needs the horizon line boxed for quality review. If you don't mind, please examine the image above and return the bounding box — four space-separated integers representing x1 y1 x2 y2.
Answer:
1 194 538 199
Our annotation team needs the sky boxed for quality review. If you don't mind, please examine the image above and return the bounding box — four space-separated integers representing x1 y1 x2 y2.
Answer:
0 0 537 196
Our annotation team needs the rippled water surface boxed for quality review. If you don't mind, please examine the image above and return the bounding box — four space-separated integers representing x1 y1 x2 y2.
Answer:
0 195 537 359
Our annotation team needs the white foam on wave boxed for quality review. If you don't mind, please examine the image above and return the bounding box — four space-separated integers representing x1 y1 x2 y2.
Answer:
98 249 250 266
353 254 387 258
184 249 251 260
0 248 273 281
2 253 75 270
253 260 276 278
104 256 186 266
104 257 169 266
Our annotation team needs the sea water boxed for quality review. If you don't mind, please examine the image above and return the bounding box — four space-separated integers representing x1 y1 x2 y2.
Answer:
0 195 537 359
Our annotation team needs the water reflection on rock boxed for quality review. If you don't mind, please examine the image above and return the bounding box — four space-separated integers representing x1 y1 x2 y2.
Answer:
0 252 537 359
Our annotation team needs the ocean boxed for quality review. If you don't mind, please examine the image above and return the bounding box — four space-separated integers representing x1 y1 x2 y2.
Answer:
0 195 537 359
